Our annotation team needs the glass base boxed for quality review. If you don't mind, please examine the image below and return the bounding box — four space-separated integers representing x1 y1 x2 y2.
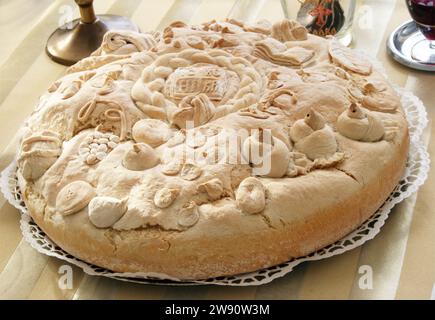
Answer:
411 39 435 64
387 20 435 72
336 29 352 47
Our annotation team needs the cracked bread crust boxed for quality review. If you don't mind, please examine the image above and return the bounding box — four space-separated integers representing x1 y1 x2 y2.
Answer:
17 19 409 280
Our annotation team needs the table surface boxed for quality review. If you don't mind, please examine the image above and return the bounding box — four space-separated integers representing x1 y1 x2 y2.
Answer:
0 0 434 300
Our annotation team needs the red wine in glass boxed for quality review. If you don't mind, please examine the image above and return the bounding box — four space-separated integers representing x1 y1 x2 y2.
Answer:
406 0 435 39
405 0 435 64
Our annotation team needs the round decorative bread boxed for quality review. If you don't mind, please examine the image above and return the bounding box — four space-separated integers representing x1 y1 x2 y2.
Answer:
17 19 409 280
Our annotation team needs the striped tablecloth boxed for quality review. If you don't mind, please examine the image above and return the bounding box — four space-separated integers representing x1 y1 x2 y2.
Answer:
0 0 433 300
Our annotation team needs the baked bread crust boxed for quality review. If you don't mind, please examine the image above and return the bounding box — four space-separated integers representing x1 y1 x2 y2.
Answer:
17 19 409 280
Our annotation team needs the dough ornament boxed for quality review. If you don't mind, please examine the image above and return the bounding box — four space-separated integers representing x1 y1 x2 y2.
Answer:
290 109 338 160
337 103 385 142
56 181 96 216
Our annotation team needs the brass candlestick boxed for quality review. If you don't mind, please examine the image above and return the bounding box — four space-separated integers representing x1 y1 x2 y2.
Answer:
46 0 138 66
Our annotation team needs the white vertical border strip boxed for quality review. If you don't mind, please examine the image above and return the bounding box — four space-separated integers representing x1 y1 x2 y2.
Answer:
430 283 435 300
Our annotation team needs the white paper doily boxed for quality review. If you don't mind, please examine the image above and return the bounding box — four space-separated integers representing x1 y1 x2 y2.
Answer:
0 87 429 286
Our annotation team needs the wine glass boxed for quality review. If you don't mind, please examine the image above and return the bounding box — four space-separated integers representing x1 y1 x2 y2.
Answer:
46 0 138 66
405 0 435 64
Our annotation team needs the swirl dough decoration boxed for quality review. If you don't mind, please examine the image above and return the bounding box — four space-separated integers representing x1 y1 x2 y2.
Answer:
15 19 409 279
337 103 385 142
290 109 338 160
123 142 160 171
